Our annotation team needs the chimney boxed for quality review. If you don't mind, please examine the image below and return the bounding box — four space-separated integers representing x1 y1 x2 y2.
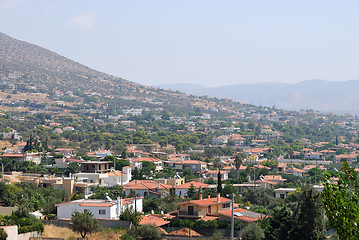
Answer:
208 195 211 199
217 193 220 202
199 194 202 200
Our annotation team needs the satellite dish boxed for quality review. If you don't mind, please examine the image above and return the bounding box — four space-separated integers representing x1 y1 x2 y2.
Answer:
105 193 113 202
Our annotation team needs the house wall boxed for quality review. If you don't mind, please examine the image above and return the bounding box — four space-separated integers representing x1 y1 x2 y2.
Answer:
74 173 108 185
175 188 188 197
57 203 117 219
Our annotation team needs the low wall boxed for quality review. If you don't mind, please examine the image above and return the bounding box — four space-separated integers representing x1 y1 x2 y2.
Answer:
30 238 64 240
42 219 131 229
18 231 41 240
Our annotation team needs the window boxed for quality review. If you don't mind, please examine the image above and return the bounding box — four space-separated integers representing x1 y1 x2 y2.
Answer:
99 210 106 215
222 203 230 208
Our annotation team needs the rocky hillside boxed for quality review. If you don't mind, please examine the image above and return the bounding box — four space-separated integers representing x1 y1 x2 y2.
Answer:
0 32 236 112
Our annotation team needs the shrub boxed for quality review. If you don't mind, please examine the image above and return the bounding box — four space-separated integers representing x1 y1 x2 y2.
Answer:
128 224 161 240
241 224 265 240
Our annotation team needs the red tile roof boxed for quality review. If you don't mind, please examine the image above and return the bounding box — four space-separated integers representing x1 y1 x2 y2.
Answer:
123 180 172 190
174 181 209 189
128 157 162 162
168 228 202 236
178 196 231 207
140 215 169 227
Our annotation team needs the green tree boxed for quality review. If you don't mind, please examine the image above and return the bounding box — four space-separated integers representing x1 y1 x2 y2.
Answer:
217 171 222 194
265 206 293 240
128 224 161 240
114 159 130 171
65 162 81 176
322 162 359 240
159 139 167 148
70 211 99 239
289 187 325 240
241 224 265 240
234 154 243 177
187 184 197 198
141 161 156 175
120 206 142 226
265 187 325 240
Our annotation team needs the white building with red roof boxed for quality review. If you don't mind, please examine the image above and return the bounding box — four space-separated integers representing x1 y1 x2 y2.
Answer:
174 181 209 197
177 193 232 219
168 160 207 172
123 180 173 197
55 197 143 219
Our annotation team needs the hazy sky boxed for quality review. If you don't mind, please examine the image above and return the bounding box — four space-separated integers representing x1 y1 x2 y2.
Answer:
0 0 358 87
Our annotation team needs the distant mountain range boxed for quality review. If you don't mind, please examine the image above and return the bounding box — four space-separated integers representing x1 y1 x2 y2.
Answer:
158 79 359 114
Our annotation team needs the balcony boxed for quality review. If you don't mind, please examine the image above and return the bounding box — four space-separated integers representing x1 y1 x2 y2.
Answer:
178 211 199 217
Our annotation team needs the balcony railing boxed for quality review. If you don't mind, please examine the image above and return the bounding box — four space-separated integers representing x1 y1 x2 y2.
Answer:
178 211 199 217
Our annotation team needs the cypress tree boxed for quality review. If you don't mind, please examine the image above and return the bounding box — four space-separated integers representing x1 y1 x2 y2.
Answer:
217 170 222 194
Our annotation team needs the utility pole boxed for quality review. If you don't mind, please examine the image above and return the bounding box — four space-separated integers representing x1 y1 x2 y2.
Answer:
230 193 234 240
1 163 4 182
253 167 256 189
315 159 318 184
134 192 138 240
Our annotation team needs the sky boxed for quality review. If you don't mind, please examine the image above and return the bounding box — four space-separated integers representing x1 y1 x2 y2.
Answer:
0 0 358 87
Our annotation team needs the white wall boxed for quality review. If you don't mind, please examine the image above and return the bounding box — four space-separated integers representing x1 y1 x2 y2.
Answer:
57 198 143 219
175 188 187 197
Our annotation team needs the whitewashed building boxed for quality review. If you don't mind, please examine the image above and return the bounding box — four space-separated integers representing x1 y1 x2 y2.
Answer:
55 197 143 219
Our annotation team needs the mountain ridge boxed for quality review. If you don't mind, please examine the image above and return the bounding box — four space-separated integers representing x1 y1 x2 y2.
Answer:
0 31 237 114
157 79 359 114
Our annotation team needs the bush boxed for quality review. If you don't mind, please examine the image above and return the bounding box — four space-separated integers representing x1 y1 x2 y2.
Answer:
241 224 265 240
128 224 161 240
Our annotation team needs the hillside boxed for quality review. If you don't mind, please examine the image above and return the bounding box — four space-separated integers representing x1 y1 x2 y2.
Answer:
0 32 235 114
158 80 359 114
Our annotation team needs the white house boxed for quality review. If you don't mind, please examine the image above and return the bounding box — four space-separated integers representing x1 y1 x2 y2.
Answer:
202 170 229 180
122 108 143 116
55 197 143 219
74 166 132 188
212 136 228 145
274 188 297 199
128 157 163 171
174 181 209 197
